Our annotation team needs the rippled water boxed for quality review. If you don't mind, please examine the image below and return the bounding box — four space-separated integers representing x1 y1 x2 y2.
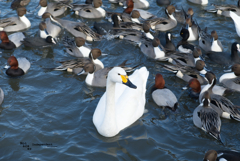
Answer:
1 0 240 160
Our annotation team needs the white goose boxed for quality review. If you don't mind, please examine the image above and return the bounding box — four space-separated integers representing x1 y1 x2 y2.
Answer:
93 67 149 137
230 11 240 37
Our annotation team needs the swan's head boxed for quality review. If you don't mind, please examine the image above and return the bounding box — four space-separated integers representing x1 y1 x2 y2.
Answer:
108 67 137 89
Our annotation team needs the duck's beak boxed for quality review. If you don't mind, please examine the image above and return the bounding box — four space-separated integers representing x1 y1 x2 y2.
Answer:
121 75 137 89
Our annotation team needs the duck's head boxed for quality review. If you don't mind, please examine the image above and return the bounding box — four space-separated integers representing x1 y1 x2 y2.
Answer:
232 64 240 76
124 0 133 14
201 91 211 107
93 0 103 8
180 28 189 40
143 22 151 33
39 21 47 31
8 56 18 70
165 32 172 42
108 67 137 89
231 42 240 52
0 31 9 43
78 63 95 75
46 36 56 44
165 5 175 16
39 0 47 7
75 37 85 47
211 30 218 41
42 12 53 19
187 8 194 16
154 73 165 89
152 38 160 47
203 150 217 161
205 71 216 85
89 48 102 60
17 7 27 17
193 47 202 58
195 60 205 71
188 78 201 93
131 10 140 19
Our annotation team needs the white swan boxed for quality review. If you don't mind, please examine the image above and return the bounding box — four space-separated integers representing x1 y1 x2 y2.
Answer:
230 11 240 37
93 66 149 137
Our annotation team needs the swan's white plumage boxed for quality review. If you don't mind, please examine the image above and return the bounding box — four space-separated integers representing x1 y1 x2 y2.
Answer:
230 11 240 37
93 67 149 137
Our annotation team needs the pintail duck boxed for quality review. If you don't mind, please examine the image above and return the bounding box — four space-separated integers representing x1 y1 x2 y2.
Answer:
204 149 240 161
152 73 178 111
5 56 30 77
0 7 31 32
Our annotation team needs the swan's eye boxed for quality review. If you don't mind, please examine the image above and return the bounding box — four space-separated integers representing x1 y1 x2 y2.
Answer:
118 73 120 75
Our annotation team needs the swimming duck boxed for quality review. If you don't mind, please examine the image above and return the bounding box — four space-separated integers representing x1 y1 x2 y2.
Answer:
62 37 91 57
199 29 223 52
219 64 240 92
42 13 61 39
22 36 56 48
53 48 104 74
174 7 193 24
193 91 222 143
207 0 240 17
38 0 71 17
156 0 170 6
187 0 208 5
92 66 149 137
145 5 177 31
230 11 240 37
200 72 240 121
71 0 106 19
93 14 143 35
11 0 31 10
160 60 208 84
6 56 30 77
45 13 100 41
184 18 199 41
204 149 240 161
0 31 25 50
177 28 195 53
152 73 178 111
0 7 31 32
206 42 240 65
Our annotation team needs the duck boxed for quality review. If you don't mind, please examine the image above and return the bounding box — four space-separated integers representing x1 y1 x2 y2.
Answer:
62 37 91 57
174 7 193 24
93 14 143 35
42 13 61 39
187 0 208 5
199 72 240 121
92 66 149 137
160 60 208 84
53 48 104 74
162 32 176 52
11 0 31 10
5 56 30 77
184 18 199 41
107 10 141 23
199 29 223 52
187 78 233 99
177 28 195 53
37 0 71 17
206 0 240 17
219 64 240 92
152 73 178 111
193 91 222 143
71 0 106 19
44 13 100 41
230 11 240 37
145 5 177 31
0 7 31 32
0 31 25 50
204 149 240 161
156 0 171 6
22 36 56 48
206 42 240 65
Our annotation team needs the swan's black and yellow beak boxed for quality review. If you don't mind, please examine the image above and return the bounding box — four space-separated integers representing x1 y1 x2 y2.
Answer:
121 75 137 89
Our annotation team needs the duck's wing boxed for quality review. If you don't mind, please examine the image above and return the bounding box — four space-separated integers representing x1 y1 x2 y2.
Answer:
146 17 171 26
119 22 143 30
75 23 101 41
198 108 221 141
55 58 91 70
22 37 54 48
62 36 83 57
0 17 18 28
133 9 155 19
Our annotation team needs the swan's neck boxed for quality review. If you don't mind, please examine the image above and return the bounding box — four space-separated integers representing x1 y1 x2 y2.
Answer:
38 6 47 16
19 15 31 28
219 72 237 83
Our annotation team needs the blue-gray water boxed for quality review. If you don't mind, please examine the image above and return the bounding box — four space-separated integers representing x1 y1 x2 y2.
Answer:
0 0 240 160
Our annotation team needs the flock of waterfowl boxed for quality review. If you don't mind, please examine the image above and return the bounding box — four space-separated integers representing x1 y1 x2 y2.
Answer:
1 0 240 160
